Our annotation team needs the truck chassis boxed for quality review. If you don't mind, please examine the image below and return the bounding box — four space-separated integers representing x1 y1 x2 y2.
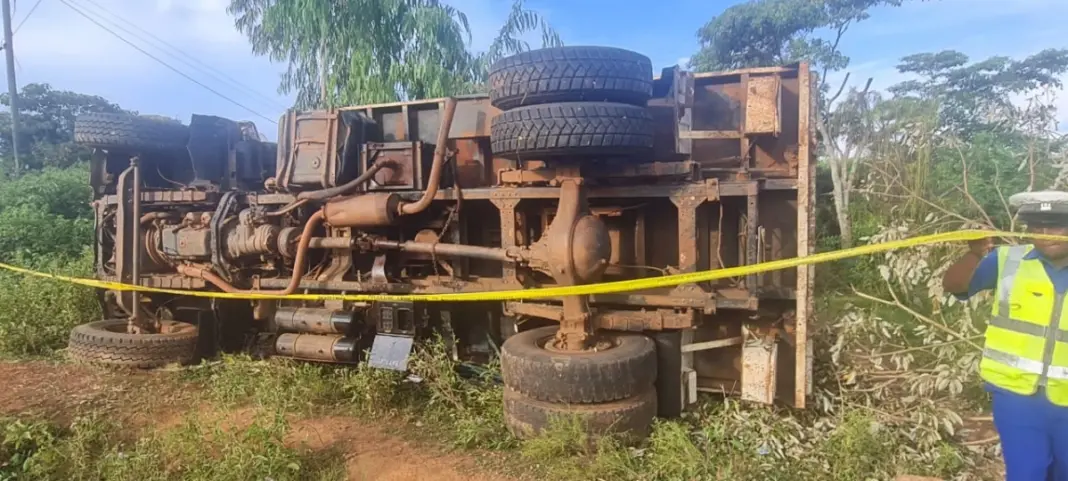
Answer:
72 46 816 438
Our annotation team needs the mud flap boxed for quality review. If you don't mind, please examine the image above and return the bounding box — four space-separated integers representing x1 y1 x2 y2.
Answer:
368 334 414 371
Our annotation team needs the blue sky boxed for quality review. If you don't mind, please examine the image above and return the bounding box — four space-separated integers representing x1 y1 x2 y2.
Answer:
10 0 1068 139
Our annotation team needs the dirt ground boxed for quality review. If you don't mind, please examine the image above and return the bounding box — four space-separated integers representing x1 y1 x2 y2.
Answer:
0 360 514 481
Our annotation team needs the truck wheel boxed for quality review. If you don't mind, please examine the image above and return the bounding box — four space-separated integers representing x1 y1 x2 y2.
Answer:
67 319 198 369
74 113 189 151
500 325 656 403
490 102 654 160
488 46 653 110
503 386 656 440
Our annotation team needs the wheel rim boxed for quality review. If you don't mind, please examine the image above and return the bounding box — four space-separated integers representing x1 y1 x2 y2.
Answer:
539 332 616 353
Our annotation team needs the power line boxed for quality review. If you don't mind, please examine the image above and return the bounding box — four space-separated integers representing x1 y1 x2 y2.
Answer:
74 0 288 111
13 0 41 33
58 0 276 124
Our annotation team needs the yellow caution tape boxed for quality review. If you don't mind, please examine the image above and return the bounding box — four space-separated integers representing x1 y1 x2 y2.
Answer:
0 229 1059 302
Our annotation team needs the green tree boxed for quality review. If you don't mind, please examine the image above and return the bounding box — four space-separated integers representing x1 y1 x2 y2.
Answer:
0 165 93 260
227 0 560 108
692 0 902 93
0 83 130 171
889 49 1068 136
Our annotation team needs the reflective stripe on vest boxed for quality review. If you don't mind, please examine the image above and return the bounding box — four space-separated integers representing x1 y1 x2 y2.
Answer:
989 315 1068 342
984 347 1068 380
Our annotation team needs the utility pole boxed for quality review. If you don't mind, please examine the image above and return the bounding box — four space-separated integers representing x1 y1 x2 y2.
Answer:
1 0 20 174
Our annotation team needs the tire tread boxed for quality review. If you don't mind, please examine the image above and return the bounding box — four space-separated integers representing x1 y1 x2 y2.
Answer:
490 102 654 160
74 113 189 151
500 326 656 403
489 46 653 109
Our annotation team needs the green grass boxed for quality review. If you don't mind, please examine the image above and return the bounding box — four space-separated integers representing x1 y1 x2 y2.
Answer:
0 412 347 481
0 251 100 359
183 336 515 452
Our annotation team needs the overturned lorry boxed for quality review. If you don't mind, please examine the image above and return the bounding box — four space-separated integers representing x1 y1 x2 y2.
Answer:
72 46 817 437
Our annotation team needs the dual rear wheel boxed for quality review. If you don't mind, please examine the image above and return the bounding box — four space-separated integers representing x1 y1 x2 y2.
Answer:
500 326 659 440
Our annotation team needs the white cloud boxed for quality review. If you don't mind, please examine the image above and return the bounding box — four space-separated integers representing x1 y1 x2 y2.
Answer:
5 0 555 136
8 0 292 134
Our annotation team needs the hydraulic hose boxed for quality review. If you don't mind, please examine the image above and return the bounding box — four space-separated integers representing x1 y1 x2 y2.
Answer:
398 97 458 216
296 160 398 202
267 161 398 217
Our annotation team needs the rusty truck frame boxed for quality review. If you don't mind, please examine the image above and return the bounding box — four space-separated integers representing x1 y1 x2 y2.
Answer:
73 46 816 437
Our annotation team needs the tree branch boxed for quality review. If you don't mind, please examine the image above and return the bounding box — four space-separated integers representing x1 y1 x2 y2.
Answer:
853 335 984 359
953 140 998 229
852 288 984 351
819 19 852 93
827 72 852 107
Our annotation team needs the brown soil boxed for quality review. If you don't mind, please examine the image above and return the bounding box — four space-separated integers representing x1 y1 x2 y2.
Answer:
0 360 514 481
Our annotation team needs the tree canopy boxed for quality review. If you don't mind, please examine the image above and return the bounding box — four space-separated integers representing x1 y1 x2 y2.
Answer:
692 0 902 80
0 83 129 171
889 48 1068 136
227 0 560 108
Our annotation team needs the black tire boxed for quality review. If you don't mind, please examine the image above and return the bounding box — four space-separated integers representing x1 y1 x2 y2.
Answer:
68 319 198 369
503 386 656 440
74 113 189 151
490 102 654 160
501 325 656 403
488 46 653 110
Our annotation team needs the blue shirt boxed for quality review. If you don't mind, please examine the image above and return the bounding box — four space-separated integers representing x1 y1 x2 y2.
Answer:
954 246 1068 300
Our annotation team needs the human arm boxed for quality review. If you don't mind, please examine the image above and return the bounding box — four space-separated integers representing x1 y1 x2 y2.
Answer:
943 238 998 299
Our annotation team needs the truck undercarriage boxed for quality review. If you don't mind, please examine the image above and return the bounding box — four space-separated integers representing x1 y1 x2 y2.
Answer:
72 46 817 438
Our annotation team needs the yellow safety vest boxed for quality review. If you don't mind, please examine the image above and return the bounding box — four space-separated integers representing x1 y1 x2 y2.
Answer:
981 244 1068 406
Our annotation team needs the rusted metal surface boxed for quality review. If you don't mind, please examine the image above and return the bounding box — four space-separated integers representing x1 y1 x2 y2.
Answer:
397 97 458 216
745 76 781 134
374 238 516 262
503 302 696 331
274 333 358 363
741 325 778 404
454 138 489 188
276 110 341 190
795 63 816 408
273 308 353 334
323 193 399 227
91 60 815 408
114 163 135 321
363 142 424 190
102 190 211 205
101 275 206 289
308 237 353 249
669 192 705 300
431 180 782 201
543 177 600 350
490 197 523 287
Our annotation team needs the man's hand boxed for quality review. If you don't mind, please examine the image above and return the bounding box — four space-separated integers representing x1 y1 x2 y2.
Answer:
945 235 994 294
968 236 994 257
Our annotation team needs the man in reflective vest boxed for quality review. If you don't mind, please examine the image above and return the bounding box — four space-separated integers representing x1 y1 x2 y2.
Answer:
944 190 1068 480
